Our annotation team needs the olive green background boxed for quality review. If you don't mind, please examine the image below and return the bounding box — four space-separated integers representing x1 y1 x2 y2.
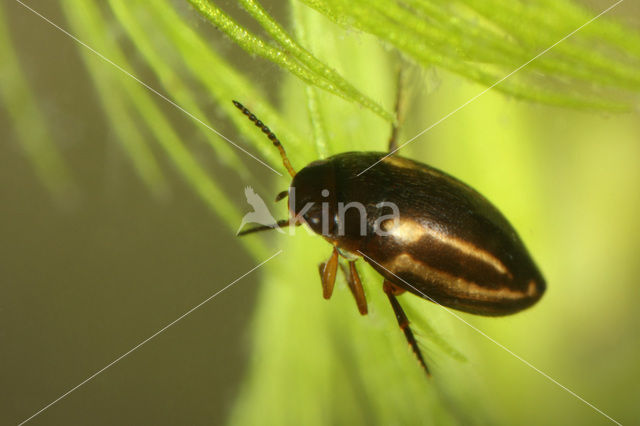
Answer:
2 1 640 425
1 2 262 424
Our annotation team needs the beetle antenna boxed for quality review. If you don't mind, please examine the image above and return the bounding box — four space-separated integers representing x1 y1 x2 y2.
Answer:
232 100 296 178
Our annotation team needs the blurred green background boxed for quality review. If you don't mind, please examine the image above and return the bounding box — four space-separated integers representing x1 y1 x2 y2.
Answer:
1 0 639 425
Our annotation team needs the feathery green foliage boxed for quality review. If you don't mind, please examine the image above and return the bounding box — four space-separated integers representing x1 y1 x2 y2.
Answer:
62 0 269 258
0 2 75 201
61 0 170 199
301 0 640 110
187 0 395 122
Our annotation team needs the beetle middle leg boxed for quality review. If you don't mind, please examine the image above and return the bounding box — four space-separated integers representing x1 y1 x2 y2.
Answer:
383 279 430 376
318 247 339 299
339 260 368 315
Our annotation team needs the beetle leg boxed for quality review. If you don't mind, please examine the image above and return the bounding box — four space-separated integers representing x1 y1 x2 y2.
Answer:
383 280 430 376
318 248 339 299
388 66 407 152
237 219 292 236
345 261 368 315
274 190 288 202
339 261 368 315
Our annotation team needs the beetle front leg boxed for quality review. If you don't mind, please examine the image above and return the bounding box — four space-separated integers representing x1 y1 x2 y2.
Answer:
318 247 339 299
383 280 430 376
237 219 291 236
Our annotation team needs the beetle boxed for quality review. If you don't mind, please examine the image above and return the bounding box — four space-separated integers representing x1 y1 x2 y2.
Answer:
233 100 545 375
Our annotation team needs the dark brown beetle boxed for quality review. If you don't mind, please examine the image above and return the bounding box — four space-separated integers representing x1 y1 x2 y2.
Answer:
233 100 545 375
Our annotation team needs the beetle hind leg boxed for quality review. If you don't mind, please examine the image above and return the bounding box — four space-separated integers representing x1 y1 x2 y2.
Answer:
383 280 430 376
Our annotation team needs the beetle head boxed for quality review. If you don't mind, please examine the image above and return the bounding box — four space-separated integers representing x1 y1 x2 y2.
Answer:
289 159 338 236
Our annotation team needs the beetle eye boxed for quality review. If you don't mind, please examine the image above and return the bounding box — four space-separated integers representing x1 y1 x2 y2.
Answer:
308 216 320 226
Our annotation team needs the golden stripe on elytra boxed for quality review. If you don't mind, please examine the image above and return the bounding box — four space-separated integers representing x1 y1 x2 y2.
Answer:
382 219 511 278
387 253 536 302
383 156 441 177
383 156 470 191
